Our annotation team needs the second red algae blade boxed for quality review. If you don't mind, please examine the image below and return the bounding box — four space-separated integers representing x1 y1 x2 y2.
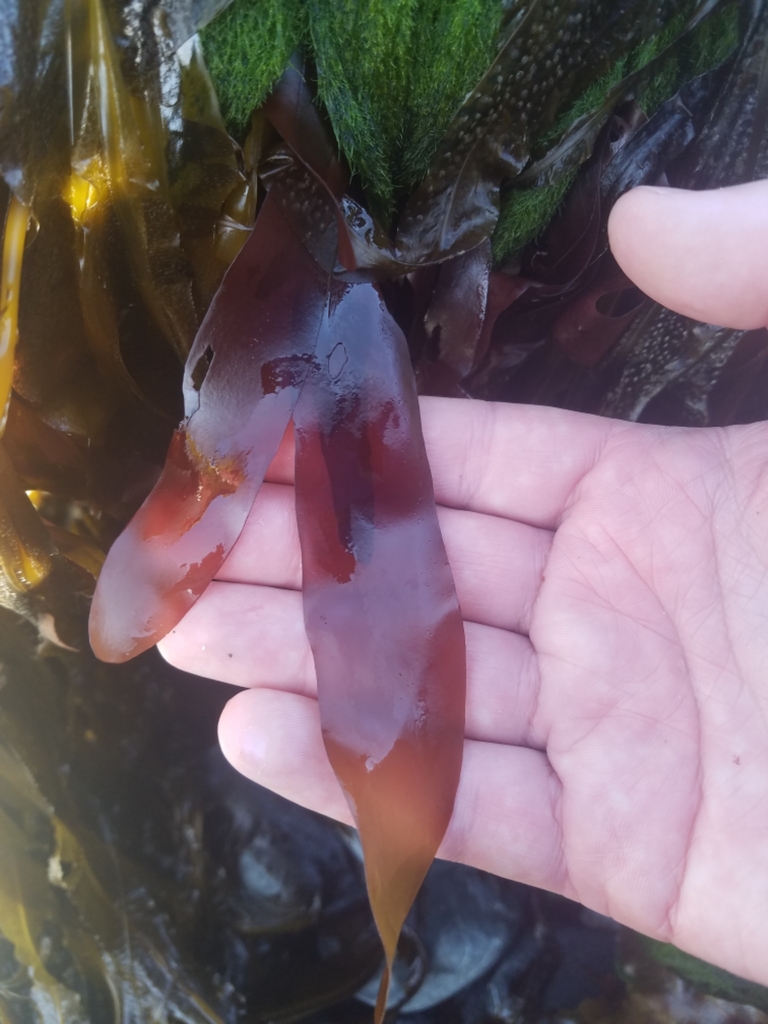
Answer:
89 194 330 662
293 281 466 1019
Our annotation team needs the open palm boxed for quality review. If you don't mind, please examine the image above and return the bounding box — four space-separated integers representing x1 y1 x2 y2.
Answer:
159 181 768 985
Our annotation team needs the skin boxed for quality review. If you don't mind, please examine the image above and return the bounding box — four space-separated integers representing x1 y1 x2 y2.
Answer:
159 180 768 985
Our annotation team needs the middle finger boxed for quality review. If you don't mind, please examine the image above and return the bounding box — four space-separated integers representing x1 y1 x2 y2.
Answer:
216 482 551 634
159 585 545 750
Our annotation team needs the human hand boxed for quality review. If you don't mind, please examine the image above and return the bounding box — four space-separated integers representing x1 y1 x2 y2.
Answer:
159 180 768 985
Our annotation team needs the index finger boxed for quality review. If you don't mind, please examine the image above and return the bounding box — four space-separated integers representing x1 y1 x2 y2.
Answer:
266 397 632 530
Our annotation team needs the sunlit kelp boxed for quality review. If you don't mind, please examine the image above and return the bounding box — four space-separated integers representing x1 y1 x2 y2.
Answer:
0 0 248 643
0 197 28 432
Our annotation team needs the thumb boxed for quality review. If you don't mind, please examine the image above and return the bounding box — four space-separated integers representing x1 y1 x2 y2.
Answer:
608 179 768 330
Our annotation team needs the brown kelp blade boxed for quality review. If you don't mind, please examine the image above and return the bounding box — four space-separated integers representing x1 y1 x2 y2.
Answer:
293 282 466 1019
89 194 329 662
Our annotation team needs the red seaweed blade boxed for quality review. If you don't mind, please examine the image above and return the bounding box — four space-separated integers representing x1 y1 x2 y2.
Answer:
89 193 330 662
293 281 466 1018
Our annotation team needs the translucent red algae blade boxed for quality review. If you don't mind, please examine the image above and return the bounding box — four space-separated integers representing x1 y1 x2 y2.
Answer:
293 281 466 1019
89 193 330 662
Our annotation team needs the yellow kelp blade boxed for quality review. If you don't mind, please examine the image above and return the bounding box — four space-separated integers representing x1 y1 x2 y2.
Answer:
0 446 52 591
0 196 28 436
74 0 198 361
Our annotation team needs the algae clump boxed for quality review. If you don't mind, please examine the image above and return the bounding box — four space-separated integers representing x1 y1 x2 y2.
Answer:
201 0 503 216
201 0 740 255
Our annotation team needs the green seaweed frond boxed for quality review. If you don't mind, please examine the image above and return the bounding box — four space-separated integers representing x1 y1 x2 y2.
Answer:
491 170 577 266
685 0 740 76
201 0 504 217
200 0 308 139
201 0 740 243
308 0 420 216
636 0 739 114
540 61 630 149
309 0 503 218
400 0 503 188
492 0 740 266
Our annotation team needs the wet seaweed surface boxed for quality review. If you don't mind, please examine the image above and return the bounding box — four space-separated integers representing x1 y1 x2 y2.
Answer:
3 0 768 1021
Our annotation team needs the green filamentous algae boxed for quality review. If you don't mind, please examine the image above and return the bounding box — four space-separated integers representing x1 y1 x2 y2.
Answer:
201 0 739 254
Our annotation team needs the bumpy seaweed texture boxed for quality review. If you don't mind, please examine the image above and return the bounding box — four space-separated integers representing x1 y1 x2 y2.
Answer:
491 0 739 262
202 0 737 259
466 0 768 431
